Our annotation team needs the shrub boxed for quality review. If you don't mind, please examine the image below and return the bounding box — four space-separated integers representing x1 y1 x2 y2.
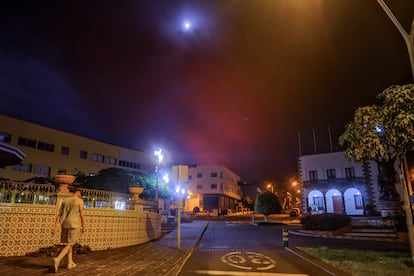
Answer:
254 191 282 221
300 213 351 231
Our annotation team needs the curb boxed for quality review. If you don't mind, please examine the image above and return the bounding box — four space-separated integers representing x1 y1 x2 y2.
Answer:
285 246 351 276
175 222 209 276
288 229 407 243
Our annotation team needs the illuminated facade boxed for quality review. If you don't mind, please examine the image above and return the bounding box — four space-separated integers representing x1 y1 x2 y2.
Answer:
185 164 242 214
0 114 152 181
298 151 403 216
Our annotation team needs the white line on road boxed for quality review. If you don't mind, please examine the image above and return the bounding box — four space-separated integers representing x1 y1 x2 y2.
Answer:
190 270 308 276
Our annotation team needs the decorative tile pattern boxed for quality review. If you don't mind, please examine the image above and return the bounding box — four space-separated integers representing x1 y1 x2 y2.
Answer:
0 203 161 257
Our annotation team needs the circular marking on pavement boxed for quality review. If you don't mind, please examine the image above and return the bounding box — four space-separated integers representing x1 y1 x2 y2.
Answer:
221 251 276 271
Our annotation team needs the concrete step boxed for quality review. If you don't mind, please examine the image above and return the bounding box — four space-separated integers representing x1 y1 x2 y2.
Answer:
351 228 395 233
343 232 397 238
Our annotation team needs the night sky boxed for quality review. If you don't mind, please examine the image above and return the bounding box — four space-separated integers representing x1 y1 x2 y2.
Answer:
0 0 413 182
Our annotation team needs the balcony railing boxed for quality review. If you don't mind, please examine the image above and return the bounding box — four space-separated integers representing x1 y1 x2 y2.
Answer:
302 177 366 188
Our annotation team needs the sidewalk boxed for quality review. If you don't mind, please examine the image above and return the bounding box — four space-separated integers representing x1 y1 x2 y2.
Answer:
0 221 209 276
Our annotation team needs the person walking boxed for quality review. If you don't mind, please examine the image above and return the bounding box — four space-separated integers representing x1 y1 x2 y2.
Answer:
51 186 86 273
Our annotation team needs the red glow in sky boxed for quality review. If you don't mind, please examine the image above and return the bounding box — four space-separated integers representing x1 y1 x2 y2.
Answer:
0 0 413 181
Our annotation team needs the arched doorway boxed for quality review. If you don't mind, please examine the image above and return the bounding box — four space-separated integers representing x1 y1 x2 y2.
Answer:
325 189 343 214
344 188 364 215
307 190 324 214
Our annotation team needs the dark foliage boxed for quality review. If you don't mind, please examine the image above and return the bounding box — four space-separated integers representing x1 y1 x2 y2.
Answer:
300 213 351 231
254 191 282 216
75 167 172 200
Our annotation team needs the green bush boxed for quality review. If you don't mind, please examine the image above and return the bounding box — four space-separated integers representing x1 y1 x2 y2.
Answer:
254 191 282 219
300 213 351 231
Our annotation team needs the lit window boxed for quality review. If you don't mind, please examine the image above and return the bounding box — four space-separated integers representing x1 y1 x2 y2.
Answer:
92 153 104 162
13 163 32 172
0 133 11 143
33 165 50 176
354 194 363 209
313 196 324 210
104 156 116 165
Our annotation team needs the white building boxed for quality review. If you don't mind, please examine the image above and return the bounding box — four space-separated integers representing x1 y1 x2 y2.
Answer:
298 151 403 216
185 164 242 215
0 114 152 181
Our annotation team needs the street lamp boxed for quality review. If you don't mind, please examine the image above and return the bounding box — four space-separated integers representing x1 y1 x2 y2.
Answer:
154 148 164 210
377 0 414 263
267 183 274 193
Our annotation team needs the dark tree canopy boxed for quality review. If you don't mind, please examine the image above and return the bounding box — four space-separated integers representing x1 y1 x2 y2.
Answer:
75 167 172 199
254 191 282 217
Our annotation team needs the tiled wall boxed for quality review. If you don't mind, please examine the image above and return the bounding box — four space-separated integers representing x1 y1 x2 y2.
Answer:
0 203 161 257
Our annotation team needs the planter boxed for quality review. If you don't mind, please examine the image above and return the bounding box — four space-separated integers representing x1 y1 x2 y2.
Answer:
54 174 75 193
129 186 144 201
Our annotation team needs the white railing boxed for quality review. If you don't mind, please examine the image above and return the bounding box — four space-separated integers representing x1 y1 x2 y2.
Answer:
0 181 57 205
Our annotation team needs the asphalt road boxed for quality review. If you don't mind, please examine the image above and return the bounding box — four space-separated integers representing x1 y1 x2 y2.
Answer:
180 221 336 276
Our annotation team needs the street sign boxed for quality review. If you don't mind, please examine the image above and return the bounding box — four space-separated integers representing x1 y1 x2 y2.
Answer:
172 165 189 184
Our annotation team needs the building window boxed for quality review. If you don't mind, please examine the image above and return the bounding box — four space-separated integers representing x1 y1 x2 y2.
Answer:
188 175 192 180
354 194 363 209
80 151 88 159
92 153 104 163
309 170 318 181
196 184 202 190
13 163 32 172
211 184 217 189
119 160 141 169
104 156 116 165
326 169 336 179
33 165 50 176
313 196 324 210
37 141 54 152
211 172 217 177
18 137 36 148
0 132 11 143
345 167 355 179
197 173 203 178
61 146 69 155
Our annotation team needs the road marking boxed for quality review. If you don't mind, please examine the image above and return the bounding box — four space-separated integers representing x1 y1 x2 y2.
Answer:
221 251 276 271
191 270 308 276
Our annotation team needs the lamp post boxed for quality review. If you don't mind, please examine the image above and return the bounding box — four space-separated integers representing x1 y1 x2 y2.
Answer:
175 185 186 250
377 0 414 263
154 148 164 211
377 0 414 81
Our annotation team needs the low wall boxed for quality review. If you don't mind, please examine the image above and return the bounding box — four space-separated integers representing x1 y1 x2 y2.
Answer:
0 203 161 257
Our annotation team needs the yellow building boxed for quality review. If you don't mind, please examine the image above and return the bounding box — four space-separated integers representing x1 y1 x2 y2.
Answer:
186 164 241 215
0 114 152 180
